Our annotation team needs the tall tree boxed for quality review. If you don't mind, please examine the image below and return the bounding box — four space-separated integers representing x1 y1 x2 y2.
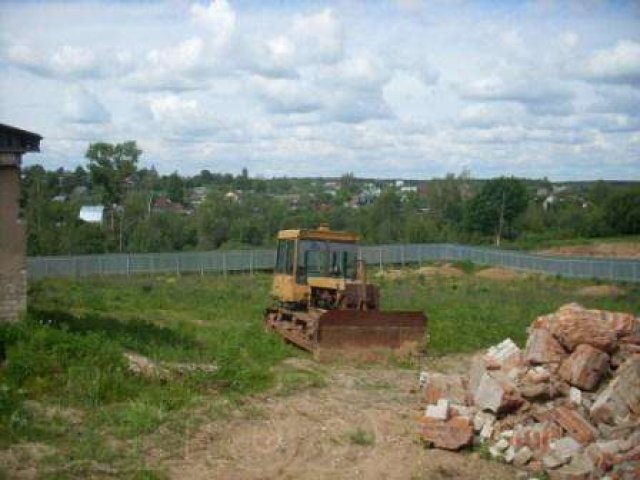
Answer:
85 141 141 205
465 177 528 245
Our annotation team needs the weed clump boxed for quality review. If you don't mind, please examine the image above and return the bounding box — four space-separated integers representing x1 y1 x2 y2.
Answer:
349 428 375 446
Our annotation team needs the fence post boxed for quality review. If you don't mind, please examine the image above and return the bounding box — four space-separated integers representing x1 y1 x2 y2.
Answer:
222 252 227 277
250 251 254 276
73 257 78 280
401 245 405 268
609 261 613 281
176 257 181 278
378 248 383 274
127 254 131 277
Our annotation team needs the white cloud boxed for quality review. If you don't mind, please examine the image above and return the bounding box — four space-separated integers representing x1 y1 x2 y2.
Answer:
2 0 639 179
252 77 322 114
460 74 574 115
123 37 212 91
5 44 100 79
581 40 640 86
190 0 236 48
291 9 343 64
383 71 433 120
458 103 526 129
62 86 110 124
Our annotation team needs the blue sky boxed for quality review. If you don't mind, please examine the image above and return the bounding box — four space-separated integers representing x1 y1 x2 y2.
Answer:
0 0 639 180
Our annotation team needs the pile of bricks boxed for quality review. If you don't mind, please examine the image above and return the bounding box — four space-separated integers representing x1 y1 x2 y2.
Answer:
417 303 640 480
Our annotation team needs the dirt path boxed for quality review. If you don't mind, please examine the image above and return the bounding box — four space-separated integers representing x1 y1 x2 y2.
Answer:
160 357 517 480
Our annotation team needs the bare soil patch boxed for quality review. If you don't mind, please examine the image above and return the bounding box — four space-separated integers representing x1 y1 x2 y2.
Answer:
376 264 466 281
158 358 516 480
416 264 465 278
475 267 523 281
577 284 627 298
537 242 640 258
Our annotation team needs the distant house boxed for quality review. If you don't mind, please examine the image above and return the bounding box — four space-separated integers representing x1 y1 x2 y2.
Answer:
152 196 188 214
224 191 241 203
52 194 67 202
542 195 556 212
79 205 105 224
189 187 208 206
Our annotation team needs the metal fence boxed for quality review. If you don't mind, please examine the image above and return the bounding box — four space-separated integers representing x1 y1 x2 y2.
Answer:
27 243 640 282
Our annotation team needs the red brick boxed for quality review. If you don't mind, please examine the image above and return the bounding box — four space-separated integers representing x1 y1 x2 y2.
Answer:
558 344 609 391
512 421 564 455
550 305 617 352
549 406 598 445
590 356 640 424
525 328 568 365
473 372 523 414
417 416 473 450
422 373 467 405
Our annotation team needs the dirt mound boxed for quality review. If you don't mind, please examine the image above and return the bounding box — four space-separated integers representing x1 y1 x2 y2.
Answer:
475 267 522 281
416 264 465 278
537 242 640 258
376 264 465 280
157 367 516 480
577 284 626 298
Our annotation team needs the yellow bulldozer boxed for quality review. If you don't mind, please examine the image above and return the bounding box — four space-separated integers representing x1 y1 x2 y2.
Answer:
264 225 427 356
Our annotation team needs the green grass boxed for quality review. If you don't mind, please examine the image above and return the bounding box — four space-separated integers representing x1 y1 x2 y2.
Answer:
348 428 375 446
1 269 638 477
378 269 640 355
505 233 640 251
1 274 294 478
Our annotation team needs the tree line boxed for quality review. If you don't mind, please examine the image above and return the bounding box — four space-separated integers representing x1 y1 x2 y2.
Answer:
20 141 640 256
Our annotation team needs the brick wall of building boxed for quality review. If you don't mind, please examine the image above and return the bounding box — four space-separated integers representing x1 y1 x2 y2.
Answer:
0 157 26 323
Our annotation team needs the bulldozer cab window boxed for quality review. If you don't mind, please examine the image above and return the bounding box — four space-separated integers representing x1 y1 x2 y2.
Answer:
296 240 357 283
275 239 294 274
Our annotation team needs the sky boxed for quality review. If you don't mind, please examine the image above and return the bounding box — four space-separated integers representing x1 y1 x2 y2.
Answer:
0 0 639 180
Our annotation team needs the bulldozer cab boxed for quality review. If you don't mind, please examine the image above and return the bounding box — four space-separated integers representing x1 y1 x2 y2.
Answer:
272 226 359 305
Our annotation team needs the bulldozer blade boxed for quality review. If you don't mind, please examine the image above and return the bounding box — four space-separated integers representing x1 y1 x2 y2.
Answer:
316 310 427 351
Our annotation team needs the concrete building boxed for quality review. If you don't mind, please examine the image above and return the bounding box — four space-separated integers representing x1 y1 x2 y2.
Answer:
0 124 41 323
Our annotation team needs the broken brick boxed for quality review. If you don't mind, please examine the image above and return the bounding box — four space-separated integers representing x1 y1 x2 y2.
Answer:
513 446 534 467
422 373 467 405
512 421 564 454
548 406 598 445
558 344 609 391
525 328 567 365
484 338 523 370
549 304 617 352
425 398 449 420
548 453 594 480
550 436 582 461
473 372 523 414
417 416 473 450
590 356 640 424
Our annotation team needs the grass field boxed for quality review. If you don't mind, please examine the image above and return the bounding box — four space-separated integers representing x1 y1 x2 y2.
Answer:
1 268 638 478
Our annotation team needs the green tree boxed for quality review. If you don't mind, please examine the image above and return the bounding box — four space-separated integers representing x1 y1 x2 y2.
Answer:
166 172 185 204
86 141 141 205
465 177 528 245
604 186 640 234
367 188 403 243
